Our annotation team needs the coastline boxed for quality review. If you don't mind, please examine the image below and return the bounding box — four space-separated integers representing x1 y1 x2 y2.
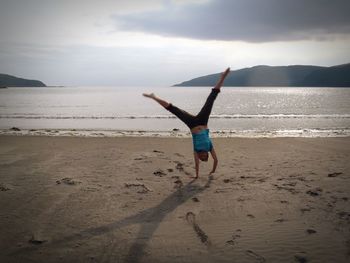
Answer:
1 127 350 138
0 136 349 262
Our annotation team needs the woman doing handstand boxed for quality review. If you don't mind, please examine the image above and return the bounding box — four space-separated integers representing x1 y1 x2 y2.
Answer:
143 67 230 178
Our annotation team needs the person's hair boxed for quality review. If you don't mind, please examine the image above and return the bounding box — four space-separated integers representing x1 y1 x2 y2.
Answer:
198 151 209 162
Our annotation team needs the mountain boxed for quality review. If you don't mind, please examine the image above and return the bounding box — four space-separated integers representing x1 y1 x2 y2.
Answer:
0 73 46 87
301 63 350 87
173 63 350 87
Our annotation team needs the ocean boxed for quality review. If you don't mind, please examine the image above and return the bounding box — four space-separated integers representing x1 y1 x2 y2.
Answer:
0 86 349 137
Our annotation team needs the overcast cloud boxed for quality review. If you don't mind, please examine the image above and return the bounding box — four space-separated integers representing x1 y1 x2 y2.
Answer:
116 0 350 42
0 0 349 86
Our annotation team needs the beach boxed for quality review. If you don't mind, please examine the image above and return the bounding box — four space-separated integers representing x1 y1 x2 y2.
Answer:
0 135 349 262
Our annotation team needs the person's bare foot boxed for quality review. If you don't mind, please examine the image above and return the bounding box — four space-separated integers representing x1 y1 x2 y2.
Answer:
142 93 155 99
213 67 230 90
222 67 230 78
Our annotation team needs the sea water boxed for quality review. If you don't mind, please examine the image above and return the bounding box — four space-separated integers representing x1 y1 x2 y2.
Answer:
0 86 349 137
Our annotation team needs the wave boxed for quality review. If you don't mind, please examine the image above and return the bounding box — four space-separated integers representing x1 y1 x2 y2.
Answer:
1 114 350 120
1 127 350 138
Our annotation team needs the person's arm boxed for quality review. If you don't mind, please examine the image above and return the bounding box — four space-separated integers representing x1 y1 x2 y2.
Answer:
194 152 200 178
210 148 218 174
214 67 230 90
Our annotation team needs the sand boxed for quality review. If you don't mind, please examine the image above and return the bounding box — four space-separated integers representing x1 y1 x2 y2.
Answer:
0 136 349 263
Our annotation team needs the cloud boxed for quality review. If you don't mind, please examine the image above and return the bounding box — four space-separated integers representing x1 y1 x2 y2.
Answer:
0 42 229 86
115 0 350 42
1 0 349 86
0 0 167 47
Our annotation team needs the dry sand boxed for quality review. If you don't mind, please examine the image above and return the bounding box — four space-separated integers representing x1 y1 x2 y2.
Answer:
0 136 349 263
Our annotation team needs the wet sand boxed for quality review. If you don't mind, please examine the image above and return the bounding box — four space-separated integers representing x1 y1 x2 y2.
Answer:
0 136 349 263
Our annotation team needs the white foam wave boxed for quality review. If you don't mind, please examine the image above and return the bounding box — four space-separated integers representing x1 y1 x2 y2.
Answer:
1 128 349 138
1 114 350 120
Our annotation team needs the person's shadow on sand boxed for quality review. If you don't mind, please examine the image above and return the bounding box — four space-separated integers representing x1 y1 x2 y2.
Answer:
11 177 213 262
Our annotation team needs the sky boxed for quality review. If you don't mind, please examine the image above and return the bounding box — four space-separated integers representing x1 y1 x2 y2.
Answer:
0 0 350 86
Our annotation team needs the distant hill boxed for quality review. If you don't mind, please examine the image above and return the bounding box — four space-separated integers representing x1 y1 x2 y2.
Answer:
0 73 46 87
174 63 350 87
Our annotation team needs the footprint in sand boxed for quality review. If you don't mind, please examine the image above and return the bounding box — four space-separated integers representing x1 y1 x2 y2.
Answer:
306 229 317 234
186 212 210 246
294 254 308 263
0 183 11 191
174 162 191 176
226 231 241 246
153 169 167 177
56 178 81 185
192 197 199 202
306 188 322 196
338 211 350 221
246 250 266 262
226 240 235 246
175 162 184 172
274 218 286 223
273 184 298 194
328 172 343 177
300 207 313 213
247 214 255 219
124 183 151 194
174 179 183 189
28 234 47 245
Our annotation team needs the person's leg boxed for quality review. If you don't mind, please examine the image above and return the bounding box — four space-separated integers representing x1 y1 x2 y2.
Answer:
143 93 170 108
195 68 230 125
195 88 220 125
143 93 196 129
167 104 197 128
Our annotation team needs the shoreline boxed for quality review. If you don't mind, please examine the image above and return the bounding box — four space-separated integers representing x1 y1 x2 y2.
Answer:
1 127 350 138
